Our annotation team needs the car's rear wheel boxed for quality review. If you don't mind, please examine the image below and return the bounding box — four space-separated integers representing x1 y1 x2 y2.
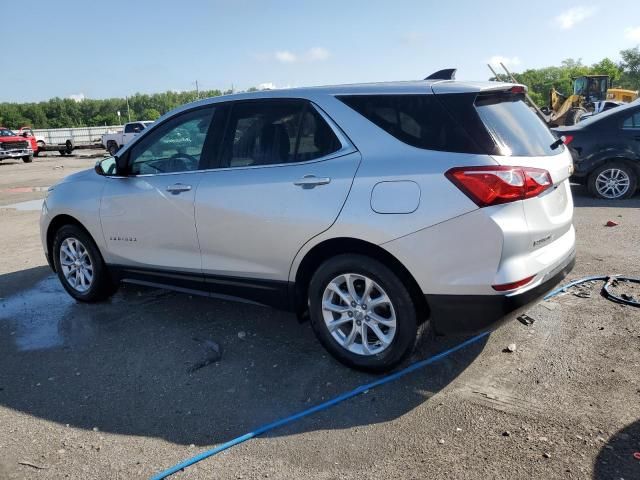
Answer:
588 162 637 199
309 254 420 372
52 225 118 302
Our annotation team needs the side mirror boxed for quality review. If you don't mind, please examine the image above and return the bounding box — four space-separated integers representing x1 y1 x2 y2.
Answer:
94 156 120 176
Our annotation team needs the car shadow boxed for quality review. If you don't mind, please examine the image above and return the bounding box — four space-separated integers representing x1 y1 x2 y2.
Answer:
571 183 640 208
0 267 487 446
593 419 640 480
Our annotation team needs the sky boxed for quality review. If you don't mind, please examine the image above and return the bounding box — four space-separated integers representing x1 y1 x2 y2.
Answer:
2 0 640 103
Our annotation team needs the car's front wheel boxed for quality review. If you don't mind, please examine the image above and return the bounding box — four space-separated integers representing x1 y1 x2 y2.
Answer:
22 155 33 163
588 161 637 199
52 225 118 302
309 254 420 372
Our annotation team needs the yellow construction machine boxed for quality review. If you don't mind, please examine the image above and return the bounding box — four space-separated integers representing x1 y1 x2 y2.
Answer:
543 75 638 126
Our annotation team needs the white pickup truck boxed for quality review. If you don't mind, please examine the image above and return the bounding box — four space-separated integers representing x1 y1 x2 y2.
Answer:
101 121 154 155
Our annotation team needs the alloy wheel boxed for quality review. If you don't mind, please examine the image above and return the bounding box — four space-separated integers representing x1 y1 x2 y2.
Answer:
59 237 94 293
595 168 631 199
321 273 397 356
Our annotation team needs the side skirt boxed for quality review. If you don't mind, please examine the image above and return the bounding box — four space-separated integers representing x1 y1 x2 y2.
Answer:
109 265 294 310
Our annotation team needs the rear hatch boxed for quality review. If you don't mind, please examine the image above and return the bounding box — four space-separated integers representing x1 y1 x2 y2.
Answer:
433 83 574 256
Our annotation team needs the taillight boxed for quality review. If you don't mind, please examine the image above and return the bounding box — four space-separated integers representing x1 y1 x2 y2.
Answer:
446 166 553 207
562 135 574 145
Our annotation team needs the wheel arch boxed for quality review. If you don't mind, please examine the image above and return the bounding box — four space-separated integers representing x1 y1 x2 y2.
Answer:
292 237 429 323
46 214 100 272
588 156 640 180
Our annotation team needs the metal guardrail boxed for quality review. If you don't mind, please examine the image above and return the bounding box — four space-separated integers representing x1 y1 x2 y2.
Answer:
32 125 123 145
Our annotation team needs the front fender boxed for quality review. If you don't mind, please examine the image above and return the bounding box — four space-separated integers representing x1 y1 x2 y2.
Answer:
41 170 107 259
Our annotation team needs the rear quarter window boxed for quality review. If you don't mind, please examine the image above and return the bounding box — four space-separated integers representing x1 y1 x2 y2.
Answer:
337 94 482 154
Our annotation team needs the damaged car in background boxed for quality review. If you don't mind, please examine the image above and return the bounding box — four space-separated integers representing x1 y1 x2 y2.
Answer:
0 127 33 163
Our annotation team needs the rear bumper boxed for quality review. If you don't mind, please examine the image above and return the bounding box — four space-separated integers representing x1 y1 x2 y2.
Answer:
426 249 575 335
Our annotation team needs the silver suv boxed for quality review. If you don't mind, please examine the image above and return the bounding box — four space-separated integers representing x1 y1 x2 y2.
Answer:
41 77 575 371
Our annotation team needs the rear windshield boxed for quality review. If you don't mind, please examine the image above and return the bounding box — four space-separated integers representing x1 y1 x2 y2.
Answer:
338 93 562 157
474 93 562 156
337 94 482 154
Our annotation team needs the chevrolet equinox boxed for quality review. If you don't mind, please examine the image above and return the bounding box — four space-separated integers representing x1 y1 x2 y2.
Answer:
41 77 576 371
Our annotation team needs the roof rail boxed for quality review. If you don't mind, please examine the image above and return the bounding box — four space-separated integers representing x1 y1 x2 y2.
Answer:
424 68 457 80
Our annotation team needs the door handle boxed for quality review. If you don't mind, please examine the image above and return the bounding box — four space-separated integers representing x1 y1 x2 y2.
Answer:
293 175 331 188
166 183 192 194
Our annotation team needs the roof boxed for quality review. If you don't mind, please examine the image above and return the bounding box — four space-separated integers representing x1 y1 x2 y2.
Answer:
192 79 518 104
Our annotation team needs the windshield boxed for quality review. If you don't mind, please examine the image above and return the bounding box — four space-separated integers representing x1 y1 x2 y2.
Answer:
474 94 561 156
0 128 16 136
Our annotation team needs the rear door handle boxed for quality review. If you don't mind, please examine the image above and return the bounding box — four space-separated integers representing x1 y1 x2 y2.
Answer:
166 183 192 194
293 175 331 188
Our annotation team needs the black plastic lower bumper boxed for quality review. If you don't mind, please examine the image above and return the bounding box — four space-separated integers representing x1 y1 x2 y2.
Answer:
425 251 576 335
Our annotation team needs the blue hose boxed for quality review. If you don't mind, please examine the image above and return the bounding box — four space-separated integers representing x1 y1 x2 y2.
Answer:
150 330 490 479
543 275 609 300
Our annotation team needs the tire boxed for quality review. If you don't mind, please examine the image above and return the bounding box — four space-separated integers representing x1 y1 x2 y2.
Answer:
588 161 638 200
59 150 66 156
108 142 119 156
37 140 45 149
52 224 118 302
308 254 421 372
565 107 587 126
22 155 33 163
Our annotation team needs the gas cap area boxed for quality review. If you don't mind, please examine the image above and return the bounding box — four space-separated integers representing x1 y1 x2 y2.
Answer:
370 180 421 214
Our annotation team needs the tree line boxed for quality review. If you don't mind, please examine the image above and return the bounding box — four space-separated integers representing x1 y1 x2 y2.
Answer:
1 47 639 129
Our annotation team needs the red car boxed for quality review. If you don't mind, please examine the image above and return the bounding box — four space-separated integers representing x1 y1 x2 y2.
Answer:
14 127 40 156
0 127 33 163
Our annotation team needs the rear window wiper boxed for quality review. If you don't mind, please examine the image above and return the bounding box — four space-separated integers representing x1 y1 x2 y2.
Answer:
550 137 564 150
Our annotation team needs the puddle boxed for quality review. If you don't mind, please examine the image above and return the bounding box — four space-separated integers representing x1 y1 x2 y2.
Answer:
0 276 93 351
0 199 44 211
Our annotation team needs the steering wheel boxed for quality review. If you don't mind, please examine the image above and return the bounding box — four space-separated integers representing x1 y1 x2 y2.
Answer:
169 153 199 171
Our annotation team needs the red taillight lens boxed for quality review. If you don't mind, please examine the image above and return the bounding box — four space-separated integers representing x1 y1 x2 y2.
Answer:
562 135 574 145
492 275 535 292
446 166 553 207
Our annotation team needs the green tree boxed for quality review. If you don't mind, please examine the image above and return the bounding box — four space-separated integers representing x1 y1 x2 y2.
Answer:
142 108 161 120
619 46 640 89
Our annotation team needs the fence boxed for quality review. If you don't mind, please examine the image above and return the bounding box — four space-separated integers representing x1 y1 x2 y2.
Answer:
32 125 123 146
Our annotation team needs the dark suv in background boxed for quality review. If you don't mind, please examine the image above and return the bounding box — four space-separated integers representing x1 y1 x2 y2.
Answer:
554 100 640 199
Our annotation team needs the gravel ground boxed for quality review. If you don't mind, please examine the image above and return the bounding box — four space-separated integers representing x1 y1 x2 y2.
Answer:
0 154 638 479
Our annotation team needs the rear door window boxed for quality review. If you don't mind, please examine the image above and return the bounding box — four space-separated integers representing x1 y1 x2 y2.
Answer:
337 94 481 154
220 100 342 167
296 107 341 161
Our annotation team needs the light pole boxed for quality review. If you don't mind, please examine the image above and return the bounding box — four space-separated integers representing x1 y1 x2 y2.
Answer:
117 111 121 126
